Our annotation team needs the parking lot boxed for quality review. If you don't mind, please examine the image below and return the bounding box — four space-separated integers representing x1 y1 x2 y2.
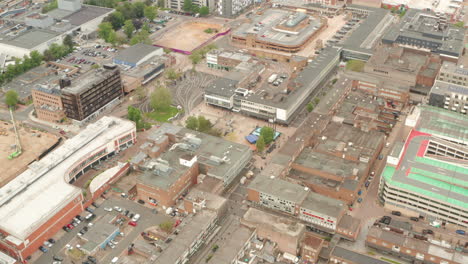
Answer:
34 196 171 264
58 45 116 71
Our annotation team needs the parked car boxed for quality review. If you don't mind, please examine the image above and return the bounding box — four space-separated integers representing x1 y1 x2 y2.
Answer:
410 217 419 222
85 207 94 213
87 256 97 263
357 198 363 203
63 226 71 232
132 214 141 222
124 210 129 216
91 202 99 208
128 221 137 227
48 238 56 244
104 207 113 212
391 211 402 216
39 246 48 253
44 241 53 248
422 229 434 235
114 206 123 212
53 256 63 261
456 230 466 235
137 199 145 204
75 215 83 221
66 224 74 229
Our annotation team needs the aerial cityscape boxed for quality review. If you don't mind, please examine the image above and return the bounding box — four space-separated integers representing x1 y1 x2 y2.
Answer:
0 0 467 264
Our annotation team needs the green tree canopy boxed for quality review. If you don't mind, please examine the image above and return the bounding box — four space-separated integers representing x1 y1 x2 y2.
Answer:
199 6 209 16
185 116 199 130
5 90 19 108
260 126 275 145
159 221 174 233
256 135 265 153
144 5 157 21
98 22 114 41
150 86 172 112
63 34 74 50
123 20 135 39
130 29 151 45
307 102 314 112
166 68 179 80
183 0 193 12
105 11 125 29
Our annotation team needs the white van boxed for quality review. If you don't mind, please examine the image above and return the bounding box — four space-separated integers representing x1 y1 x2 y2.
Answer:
111 257 118 263
132 214 141 222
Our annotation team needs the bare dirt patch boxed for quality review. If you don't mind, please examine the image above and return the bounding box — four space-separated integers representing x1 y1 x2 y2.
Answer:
154 21 225 51
0 121 59 187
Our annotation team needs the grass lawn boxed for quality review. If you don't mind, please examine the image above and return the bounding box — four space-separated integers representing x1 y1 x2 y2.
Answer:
145 106 179 122
346 59 365 72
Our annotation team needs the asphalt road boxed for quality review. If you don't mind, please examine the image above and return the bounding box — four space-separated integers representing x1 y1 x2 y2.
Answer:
34 197 171 264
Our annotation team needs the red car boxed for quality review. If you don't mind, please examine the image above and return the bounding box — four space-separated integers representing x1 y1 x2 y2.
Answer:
128 221 137 227
66 224 74 229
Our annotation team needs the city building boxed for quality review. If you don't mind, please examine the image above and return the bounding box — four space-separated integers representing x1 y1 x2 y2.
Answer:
241 208 306 255
80 214 120 255
196 221 256 264
300 233 324 264
382 9 465 60
366 226 467 264
336 215 362 241
379 105 468 228
364 45 442 88
0 0 112 58
134 123 252 207
155 210 218 264
299 192 347 232
231 9 326 53
247 174 309 215
60 66 124 123
341 5 393 61
215 0 254 18
179 187 228 218
0 116 135 262
204 46 340 124
165 0 214 12
0 251 16 264
330 246 390 264
31 84 66 123
112 44 163 68
429 62 468 114
120 55 169 93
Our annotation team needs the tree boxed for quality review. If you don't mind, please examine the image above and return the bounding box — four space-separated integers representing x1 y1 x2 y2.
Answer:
197 116 212 132
307 102 314 112
260 126 274 145
63 34 74 50
5 90 19 108
133 2 146 18
191 4 200 14
124 20 135 39
314 97 320 105
142 22 151 33
183 0 193 12
144 5 157 21
159 221 174 233
189 52 202 69
30 50 43 66
128 106 143 129
105 11 125 30
150 86 172 111
256 136 265 153
130 29 151 45
117 2 136 20
454 21 464 28
98 22 114 41
199 6 209 16
166 68 179 80
107 30 117 45
185 116 199 130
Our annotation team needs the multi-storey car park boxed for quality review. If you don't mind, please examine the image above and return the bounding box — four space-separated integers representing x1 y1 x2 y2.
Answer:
379 105 468 228
231 9 325 53
204 46 340 124
0 116 135 262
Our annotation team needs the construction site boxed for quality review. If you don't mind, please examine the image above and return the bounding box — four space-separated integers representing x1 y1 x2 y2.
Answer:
154 21 228 52
0 120 59 187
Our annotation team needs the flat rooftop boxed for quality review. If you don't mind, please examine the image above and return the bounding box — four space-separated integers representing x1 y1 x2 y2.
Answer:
62 5 112 26
114 44 162 66
383 9 464 57
332 246 389 264
301 192 346 219
341 5 393 56
233 9 322 46
0 28 60 49
0 116 135 240
155 210 217 264
430 80 468 96
61 68 118 94
81 214 118 244
248 174 308 204
243 208 305 237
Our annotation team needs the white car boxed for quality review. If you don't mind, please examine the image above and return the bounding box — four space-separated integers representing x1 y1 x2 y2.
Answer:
114 206 122 212
44 241 53 248
132 214 141 222
104 207 113 212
